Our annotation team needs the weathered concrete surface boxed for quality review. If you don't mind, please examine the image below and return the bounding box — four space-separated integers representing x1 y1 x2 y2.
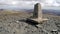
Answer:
30 3 48 23
33 3 42 18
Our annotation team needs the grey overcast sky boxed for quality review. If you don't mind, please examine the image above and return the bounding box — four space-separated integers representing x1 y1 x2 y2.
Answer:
0 0 60 10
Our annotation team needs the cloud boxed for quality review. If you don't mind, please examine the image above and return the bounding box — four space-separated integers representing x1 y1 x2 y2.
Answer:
0 0 60 7
40 0 60 7
0 0 60 9
0 1 39 9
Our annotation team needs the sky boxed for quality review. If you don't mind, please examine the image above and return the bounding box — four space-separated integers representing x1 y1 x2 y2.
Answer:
0 0 60 10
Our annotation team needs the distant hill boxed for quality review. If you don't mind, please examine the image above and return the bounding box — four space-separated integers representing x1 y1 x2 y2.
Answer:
24 9 60 16
42 9 60 16
0 9 60 16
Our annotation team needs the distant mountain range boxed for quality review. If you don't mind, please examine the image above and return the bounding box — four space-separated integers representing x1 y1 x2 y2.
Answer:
24 9 60 16
42 9 60 16
0 9 60 16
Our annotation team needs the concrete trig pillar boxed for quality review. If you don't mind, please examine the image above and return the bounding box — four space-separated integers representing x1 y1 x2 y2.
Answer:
33 3 42 19
26 3 48 23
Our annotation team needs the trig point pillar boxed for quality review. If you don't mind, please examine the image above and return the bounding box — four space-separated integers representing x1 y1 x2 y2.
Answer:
33 3 42 19
26 3 48 23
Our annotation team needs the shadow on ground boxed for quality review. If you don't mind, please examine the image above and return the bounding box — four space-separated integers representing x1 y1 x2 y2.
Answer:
18 18 39 28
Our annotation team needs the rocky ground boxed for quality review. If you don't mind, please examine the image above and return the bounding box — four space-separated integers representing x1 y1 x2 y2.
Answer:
0 11 60 34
